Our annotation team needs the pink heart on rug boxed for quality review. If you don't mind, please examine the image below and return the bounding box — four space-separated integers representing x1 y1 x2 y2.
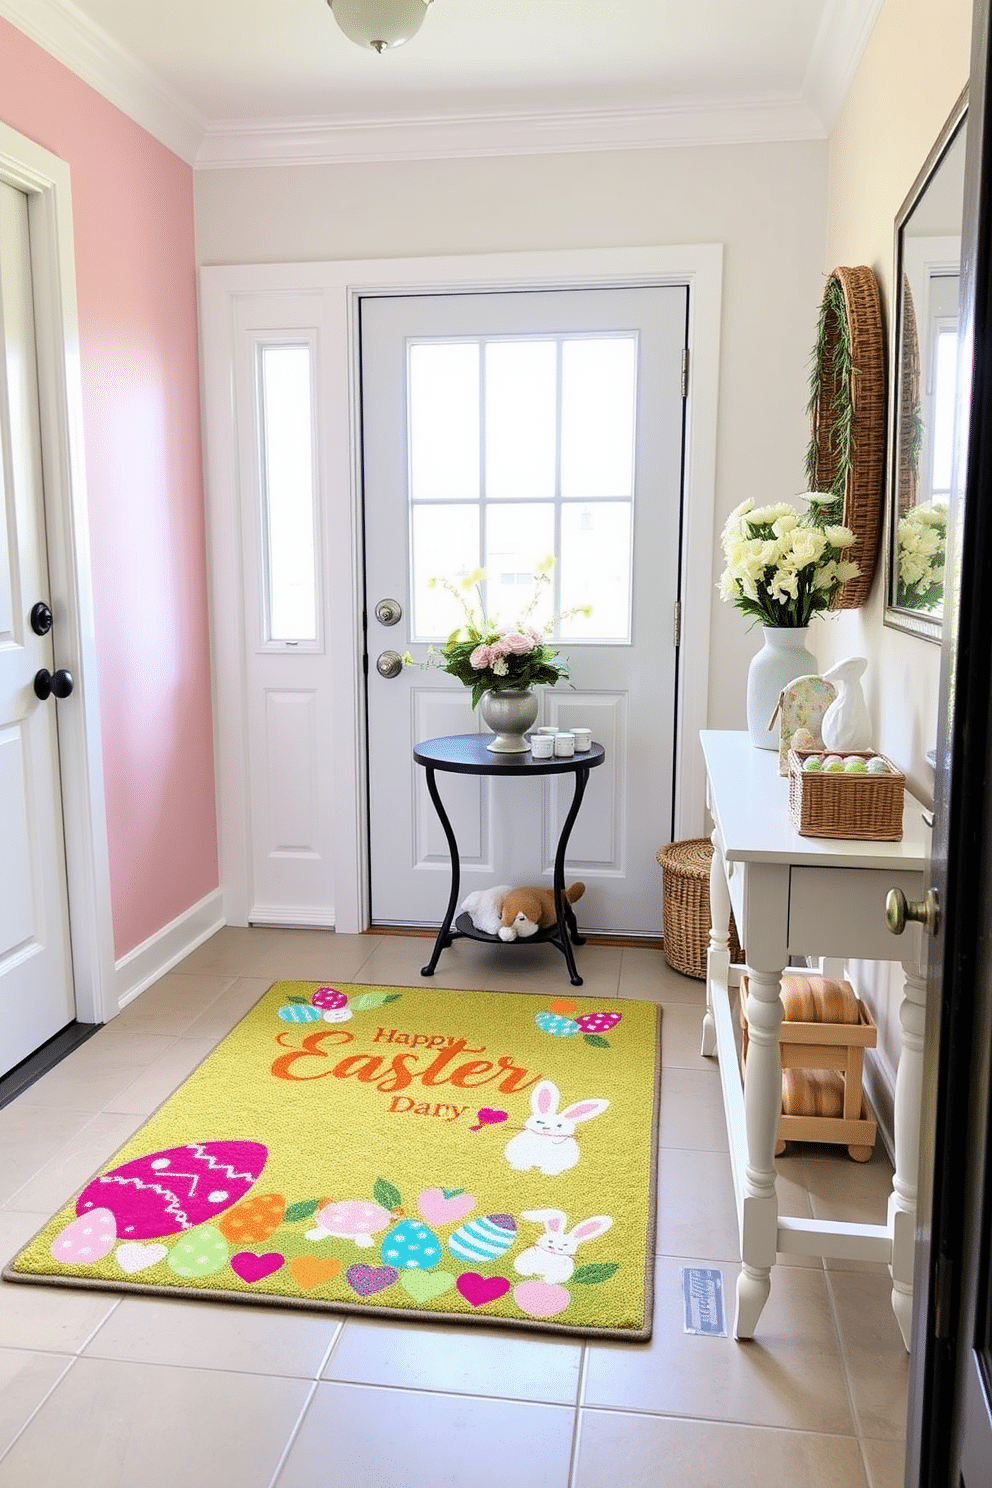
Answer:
456 1272 512 1307
469 1108 509 1132
230 1251 285 1283
347 1263 399 1297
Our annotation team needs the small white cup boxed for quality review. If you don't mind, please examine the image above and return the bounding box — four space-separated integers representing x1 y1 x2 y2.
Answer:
554 732 576 757
530 733 555 758
533 726 558 735
571 728 592 751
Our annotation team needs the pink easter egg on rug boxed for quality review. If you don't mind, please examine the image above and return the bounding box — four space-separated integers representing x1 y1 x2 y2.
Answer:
311 987 348 1009
50 1208 117 1266
513 1280 572 1318
575 1011 622 1034
76 1141 267 1239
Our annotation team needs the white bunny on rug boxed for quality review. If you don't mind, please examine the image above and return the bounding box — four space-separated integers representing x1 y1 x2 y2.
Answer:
513 1209 613 1283
503 1079 609 1176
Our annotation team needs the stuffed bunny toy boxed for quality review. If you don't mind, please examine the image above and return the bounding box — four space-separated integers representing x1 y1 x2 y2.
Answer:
503 1078 609 1175
513 1209 614 1283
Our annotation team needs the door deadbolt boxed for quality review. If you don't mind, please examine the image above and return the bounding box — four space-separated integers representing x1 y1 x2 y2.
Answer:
30 601 53 636
374 598 402 626
376 650 404 679
886 886 941 938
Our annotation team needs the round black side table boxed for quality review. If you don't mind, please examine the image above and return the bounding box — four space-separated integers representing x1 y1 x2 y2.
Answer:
412 734 606 986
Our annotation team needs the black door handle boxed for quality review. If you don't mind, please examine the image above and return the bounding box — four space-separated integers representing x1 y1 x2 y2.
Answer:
34 668 74 701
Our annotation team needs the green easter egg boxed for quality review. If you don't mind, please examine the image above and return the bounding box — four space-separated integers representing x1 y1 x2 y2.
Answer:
167 1224 230 1278
844 758 867 773
803 756 823 772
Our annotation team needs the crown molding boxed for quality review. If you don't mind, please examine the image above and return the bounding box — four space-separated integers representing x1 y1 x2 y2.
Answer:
804 0 885 131
196 95 826 170
1 0 878 171
0 0 204 161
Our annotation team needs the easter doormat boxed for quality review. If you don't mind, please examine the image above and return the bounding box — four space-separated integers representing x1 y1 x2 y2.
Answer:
4 982 661 1339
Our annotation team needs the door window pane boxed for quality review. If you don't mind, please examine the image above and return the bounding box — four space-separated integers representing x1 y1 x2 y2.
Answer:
259 344 317 643
485 503 556 631
561 337 637 499
411 504 480 638
485 340 556 500
409 342 479 501
560 502 632 641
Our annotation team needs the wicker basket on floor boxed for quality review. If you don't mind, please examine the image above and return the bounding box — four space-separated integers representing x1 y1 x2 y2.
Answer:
656 838 743 979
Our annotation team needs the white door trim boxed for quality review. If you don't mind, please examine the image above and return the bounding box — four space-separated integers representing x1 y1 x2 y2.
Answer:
200 244 722 934
0 123 115 1023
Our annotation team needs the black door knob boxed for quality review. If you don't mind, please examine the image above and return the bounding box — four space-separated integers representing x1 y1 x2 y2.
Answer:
34 668 74 701
30 602 53 636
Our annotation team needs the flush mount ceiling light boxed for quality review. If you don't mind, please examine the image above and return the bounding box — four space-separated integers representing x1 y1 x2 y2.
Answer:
328 0 434 53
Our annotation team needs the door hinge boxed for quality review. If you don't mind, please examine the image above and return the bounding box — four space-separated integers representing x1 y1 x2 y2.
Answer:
681 347 690 398
934 1253 955 1340
673 600 682 648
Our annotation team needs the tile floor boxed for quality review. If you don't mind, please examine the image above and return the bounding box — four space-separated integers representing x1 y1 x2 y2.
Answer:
0 929 910 1487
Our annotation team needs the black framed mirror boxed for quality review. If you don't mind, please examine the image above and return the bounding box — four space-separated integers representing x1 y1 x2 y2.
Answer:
884 88 968 640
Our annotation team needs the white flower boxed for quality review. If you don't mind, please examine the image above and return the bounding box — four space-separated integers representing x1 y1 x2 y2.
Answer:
823 524 856 549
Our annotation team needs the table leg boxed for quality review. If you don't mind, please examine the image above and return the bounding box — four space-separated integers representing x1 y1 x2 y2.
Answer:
550 765 589 986
420 766 461 977
889 956 927 1349
702 826 730 1057
736 964 784 1339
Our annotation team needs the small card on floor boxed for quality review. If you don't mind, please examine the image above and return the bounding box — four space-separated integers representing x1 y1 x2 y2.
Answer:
681 1266 727 1336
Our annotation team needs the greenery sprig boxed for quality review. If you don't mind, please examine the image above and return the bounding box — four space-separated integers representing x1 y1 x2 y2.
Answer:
804 274 854 528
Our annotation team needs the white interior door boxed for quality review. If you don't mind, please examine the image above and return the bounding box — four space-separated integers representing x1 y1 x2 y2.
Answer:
362 286 687 935
0 180 74 1076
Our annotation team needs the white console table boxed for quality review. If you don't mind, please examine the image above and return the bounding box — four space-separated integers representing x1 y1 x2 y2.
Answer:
699 730 930 1348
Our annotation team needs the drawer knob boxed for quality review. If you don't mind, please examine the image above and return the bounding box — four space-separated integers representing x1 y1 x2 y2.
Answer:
886 887 940 938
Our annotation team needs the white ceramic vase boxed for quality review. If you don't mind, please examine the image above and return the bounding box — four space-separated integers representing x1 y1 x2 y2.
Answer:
746 626 818 750
478 688 539 753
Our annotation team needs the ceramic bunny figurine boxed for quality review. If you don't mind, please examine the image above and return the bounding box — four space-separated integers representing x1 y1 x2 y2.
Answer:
820 656 872 753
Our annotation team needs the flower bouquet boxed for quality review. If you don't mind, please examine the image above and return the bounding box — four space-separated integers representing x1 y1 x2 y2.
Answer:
405 559 588 710
719 496 860 626
896 502 947 611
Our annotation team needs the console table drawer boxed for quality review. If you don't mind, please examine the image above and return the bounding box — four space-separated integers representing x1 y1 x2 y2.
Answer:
788 866 925 961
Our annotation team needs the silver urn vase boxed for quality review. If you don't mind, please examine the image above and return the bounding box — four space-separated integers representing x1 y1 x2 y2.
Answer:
478 689 539 753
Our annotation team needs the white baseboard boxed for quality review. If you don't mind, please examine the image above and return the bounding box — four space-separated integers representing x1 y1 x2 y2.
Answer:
114 890 225 1012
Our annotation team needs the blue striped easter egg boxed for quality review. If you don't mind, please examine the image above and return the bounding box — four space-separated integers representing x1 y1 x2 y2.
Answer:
448 1213 517 1263
278 1003 323 1023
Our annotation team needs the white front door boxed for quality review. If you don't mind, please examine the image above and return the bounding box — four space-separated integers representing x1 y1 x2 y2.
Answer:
361 286 687 935
0 180 74 1076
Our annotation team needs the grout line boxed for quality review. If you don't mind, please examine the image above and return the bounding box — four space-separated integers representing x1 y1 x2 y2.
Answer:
265 1377 321 1488
0 1351 78 1469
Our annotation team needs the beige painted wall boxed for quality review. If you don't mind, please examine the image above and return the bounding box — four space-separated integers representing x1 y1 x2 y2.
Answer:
195 140 829 749
818 0 972 1130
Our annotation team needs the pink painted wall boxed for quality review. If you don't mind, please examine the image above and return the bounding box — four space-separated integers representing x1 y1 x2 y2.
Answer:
0 19 218 957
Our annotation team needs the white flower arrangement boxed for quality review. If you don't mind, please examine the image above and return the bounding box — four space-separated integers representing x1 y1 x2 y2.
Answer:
719 495 859 627
896 502 947 611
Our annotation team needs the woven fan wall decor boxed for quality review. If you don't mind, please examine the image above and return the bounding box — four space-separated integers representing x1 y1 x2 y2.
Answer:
805 265 887 610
